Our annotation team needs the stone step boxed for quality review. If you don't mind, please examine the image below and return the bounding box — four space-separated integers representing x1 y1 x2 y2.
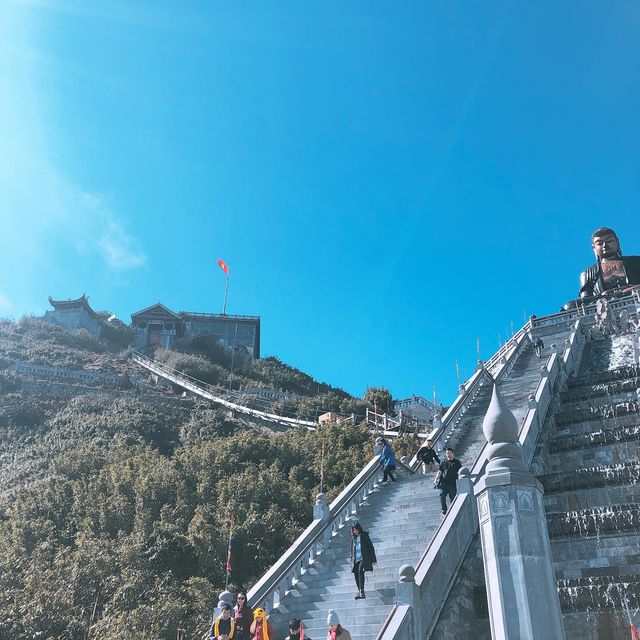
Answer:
548 423 640 453
545 482 640 514
555 401 640 428
561 377 640 404
571 362 640 390
539 462 640 493
546 503 640 538
547 440 640 474
551 535 640 581
557 575 640 612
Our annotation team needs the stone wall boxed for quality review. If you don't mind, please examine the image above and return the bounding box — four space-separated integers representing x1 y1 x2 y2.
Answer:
429 535 491 640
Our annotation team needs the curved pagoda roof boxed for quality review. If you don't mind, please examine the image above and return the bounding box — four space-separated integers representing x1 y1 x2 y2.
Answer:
48 294 98 318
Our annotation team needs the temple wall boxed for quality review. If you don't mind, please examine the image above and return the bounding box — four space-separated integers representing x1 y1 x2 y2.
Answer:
43 308 100 336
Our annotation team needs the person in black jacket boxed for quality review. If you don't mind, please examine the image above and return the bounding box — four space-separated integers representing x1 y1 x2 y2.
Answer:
350 521 377 600
416 439 440 476
434 447 462 515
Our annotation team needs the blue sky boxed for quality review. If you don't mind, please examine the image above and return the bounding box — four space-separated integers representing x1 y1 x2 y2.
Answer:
1 1 639 403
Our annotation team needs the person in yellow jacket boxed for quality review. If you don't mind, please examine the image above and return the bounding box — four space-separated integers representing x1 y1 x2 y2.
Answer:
249 607 276 640
211 603 235 640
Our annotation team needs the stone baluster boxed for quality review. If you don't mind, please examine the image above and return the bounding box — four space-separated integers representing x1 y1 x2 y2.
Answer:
395 565 423 640
475 384 565 640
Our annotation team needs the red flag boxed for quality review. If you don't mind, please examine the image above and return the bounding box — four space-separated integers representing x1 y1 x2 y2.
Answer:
226 513 235 575
631 624 640 640
217 259 229 275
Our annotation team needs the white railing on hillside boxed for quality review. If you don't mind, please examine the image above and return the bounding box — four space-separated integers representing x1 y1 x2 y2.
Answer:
365 408 432 438
132 351 318 430
377 317 587 640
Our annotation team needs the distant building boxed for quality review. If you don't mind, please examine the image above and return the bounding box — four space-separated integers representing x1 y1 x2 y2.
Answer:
393 395 437 423
130 303 261 360
43 295 101 336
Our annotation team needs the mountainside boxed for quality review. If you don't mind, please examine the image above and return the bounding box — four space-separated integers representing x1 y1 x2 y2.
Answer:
0 317 413 639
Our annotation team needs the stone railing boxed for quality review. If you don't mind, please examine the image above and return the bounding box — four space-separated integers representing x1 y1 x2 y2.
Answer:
377 604 415 640
7 361 121 386
132 351 318 429
247 456 383 612
378 317 587 640
531 288 640 332
484 322 532 377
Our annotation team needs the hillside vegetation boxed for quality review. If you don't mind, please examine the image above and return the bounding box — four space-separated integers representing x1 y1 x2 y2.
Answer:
0 317 413 639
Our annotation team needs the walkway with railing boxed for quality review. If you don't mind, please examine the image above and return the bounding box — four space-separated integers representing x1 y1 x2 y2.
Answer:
132 350 319 430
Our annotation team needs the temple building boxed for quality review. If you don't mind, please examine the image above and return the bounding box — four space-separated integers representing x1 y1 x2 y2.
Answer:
43 294 101 336
394 394 438 423
130 303 261 359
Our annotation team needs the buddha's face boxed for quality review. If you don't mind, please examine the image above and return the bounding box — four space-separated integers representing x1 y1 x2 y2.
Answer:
593 232 620 259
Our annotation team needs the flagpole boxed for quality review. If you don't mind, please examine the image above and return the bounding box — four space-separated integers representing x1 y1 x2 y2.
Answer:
222 273 229 315
225 513 235 590
320 441 325 495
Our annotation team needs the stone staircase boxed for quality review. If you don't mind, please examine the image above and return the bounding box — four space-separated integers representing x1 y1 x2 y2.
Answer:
266 334 564 639
539 334 640 639
267 471 442 639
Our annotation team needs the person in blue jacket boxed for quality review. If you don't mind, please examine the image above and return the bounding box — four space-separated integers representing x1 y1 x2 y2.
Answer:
375 437 397 483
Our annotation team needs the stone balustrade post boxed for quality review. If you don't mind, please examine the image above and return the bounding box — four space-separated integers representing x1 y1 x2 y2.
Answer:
475 384 565 640
396 565 423 640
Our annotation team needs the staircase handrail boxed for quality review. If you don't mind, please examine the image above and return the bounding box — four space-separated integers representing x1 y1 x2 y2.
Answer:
377 604 413 640
484 323 531 375
132 351 318 429
247 456 383 611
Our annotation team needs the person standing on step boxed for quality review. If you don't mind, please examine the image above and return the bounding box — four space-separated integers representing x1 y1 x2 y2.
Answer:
376 437 397 483
416 438 440 476
326 610 352 640
434 447 462 515
350 521 377 600
531 336 544 358
233 590 253 640
285 618 311 640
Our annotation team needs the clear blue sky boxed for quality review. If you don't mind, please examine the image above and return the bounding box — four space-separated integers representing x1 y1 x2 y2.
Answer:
1 1 639 403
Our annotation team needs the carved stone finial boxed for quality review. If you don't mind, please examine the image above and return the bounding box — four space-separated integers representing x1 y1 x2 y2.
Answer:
459 466 470 479
313 493 330 521
482 384 525 472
